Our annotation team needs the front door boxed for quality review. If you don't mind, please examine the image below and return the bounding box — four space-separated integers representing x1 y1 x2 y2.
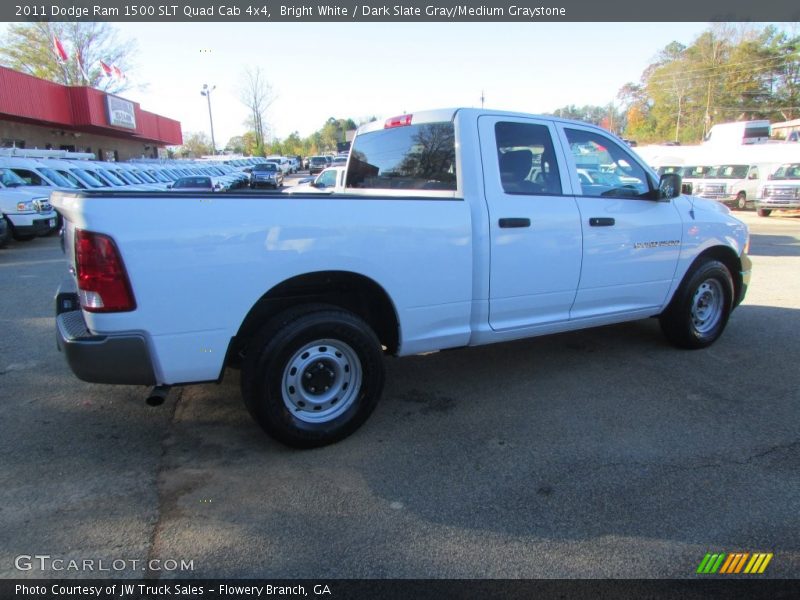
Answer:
556 124 683 319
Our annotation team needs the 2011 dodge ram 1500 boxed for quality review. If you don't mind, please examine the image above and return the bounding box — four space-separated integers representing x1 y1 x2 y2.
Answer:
52 108 751 447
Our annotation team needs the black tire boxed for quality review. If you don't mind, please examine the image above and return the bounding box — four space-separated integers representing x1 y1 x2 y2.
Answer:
757 208 771 217
736 192 747 210
0 218 9 248
659 259 734 349
241 304 385 448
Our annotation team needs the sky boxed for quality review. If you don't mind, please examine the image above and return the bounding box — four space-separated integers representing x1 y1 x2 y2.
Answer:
3 22 723 147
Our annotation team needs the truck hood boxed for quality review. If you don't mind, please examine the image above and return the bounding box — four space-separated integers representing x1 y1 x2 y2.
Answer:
686 194 732 216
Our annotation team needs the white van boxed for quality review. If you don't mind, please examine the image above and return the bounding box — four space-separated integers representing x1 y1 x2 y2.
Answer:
692 163 775 209
704 121 771 146
756 162 800 217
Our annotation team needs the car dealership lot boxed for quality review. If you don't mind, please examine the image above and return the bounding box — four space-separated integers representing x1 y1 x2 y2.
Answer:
1 211 798 579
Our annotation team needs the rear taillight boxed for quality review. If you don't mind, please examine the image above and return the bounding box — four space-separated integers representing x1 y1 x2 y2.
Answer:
74 229 136 313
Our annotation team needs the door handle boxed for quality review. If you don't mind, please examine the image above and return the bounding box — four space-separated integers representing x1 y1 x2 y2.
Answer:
499 218 531 228
589 217 615 227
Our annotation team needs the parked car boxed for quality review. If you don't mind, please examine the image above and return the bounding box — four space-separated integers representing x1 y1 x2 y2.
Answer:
0 187 58 241
756 162 800 217
693 163 773 210
265 156 291 175
308 156 328 175
249 162 284 189
283 166 345 194
169 176 224 192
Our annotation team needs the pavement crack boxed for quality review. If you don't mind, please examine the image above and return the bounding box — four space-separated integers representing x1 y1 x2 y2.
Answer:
144 387 183 580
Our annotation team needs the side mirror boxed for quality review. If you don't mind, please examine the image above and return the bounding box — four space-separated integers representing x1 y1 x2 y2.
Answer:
657 173 682 200
166 183 172 189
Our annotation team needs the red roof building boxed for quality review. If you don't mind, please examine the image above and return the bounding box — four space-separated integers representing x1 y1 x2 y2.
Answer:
0 66 182 160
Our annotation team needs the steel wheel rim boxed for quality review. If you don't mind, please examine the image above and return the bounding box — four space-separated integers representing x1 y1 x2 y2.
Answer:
691 278 723 334
281 339 362 423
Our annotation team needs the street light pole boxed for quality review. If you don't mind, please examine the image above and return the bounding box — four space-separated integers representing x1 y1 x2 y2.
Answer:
201 83 217 155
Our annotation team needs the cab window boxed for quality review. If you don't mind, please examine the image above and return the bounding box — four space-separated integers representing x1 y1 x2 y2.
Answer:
565 129 650 199
495 122 562 195
346 122 456 191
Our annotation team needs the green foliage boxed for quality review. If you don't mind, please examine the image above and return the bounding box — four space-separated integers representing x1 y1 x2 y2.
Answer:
621 24 800 144
178 132 213 158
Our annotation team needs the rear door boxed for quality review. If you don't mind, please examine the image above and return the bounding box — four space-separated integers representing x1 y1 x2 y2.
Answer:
478 115 582 330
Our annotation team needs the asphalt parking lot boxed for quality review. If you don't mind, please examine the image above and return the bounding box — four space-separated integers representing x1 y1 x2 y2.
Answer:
0 210 798 580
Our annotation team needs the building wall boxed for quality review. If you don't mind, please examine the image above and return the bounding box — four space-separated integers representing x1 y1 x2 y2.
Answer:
0 120 161 160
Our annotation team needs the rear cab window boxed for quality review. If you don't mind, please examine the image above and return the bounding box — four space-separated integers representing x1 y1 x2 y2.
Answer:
346 113 458 195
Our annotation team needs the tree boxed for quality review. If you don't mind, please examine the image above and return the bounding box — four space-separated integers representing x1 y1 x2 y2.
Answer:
0 22 136 93
618 24 800 143
238 66 276 154
178 132 213 158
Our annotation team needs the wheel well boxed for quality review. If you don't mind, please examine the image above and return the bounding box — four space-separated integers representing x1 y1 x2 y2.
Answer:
229 271 399 367
693 246 743 303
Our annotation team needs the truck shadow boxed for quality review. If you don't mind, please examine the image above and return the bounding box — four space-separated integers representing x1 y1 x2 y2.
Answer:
136 304 799 577
748 232 800 257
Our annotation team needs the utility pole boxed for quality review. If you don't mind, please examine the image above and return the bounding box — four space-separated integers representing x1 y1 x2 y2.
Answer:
201 83 217 155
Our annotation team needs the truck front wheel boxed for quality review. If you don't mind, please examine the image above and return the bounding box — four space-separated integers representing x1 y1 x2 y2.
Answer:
241 305 385 448
659 259 734 349
736 192 747 210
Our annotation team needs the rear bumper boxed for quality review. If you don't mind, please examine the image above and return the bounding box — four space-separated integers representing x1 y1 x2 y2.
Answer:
55 283 156 386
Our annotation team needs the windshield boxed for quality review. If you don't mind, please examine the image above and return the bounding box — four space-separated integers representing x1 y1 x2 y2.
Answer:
133 170 157 183
148 169 171 183
705 165 749 179
86 168 124 186
0 167 28 187
254 163 277 171
70 168 104 188
682 166 710 178
115 170 141 184
55 169 85 188
770 163 800 180
37 167 77 188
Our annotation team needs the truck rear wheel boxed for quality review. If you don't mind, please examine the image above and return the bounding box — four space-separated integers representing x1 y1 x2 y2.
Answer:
659 259 734 349
241 305 385 448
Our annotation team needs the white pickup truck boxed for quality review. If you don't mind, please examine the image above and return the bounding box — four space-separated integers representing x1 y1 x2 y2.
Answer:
53 108 751 447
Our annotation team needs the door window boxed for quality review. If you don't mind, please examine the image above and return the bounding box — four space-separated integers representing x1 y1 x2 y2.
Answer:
495 122 561 195
565 128 650 199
